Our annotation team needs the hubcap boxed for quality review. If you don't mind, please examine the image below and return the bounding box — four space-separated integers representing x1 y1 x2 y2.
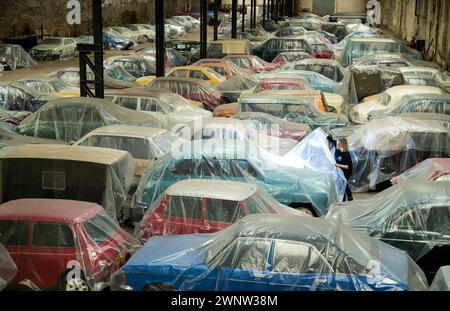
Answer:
66 278 89 291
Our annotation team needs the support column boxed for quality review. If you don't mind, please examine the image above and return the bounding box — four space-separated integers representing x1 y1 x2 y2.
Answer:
155 0 165 77
200 0 207 58
232 0 238 38
242 0 246 32
214 0 219 41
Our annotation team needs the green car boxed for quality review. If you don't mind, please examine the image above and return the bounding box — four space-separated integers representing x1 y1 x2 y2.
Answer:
238 94 349 130
17 97 161 143
129 139 339 222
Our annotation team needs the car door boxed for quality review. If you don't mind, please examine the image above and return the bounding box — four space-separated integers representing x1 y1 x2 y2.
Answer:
0 220 30 287
215 237 272 290
27 222 76 289
268 240 335 291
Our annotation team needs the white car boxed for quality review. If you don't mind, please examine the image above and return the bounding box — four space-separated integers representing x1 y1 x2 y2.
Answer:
350 85 444 123
30 37 77 60
124 24 155 41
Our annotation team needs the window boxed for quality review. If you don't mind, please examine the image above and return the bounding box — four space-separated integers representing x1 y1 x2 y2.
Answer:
32 223 75 248
171 70 189 78
82 135 150 159
273 241 331 274
230 160 258 178
206 199 242 224
83 213 117 244
167 196 202 219
0 221 28 246
190 71 208 80
170 159 196 176
115 97 138 110
42 170 66 191
197 159 224 177
220 238 271 270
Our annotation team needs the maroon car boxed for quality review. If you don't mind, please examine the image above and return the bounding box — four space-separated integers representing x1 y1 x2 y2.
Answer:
147 76 226 111
391 158 450 185
0 199 139 291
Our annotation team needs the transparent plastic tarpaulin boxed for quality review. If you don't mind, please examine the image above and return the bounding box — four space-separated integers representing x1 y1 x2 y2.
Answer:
0 200 141 291
326 181 450 264
112 214 428 291
348 65 405 104
391 158 450 185
16 97 161 143
347 117 450 192
130 139 339 222
135 179 309 242
0 44 36 70
0 83 53 112
30 38 77 61
0 144 134 221
430 266 450 291
0 243 17 291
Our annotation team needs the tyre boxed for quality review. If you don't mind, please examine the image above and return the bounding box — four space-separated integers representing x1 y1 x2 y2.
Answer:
60 272 90 291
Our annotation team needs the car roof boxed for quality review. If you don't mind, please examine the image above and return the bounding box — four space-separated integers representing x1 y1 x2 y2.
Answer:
386 85 443 95
0 199 101 223
172 66 208 71
165 179 257 201
0 144 129 165
242 92 320 100
82 125 166 139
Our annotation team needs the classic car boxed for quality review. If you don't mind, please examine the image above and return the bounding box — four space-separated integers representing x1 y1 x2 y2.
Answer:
391 158 450 185
252 37 314 62
271 51 314 67
16 97 161 143
136 47 187 67
274 26 307 37
124 24 155 42
30 37 77 60
350 85 444 123
279 59 348 83
15 77 78 95
346 116 450 192
76 30 134 50
135 179 307 241
327 181 450 283
274 69 341 94
207 39 253 59
166 66 226 86
0 199 139 290
112 214 427 291
251 78 311 93
223 55 278 73
147 77 227 111
0 144 134 221
238 94 349 130
0 44 35 70
0 83 55 113
104 56 156 79
197 62 237 79
129 139 339 222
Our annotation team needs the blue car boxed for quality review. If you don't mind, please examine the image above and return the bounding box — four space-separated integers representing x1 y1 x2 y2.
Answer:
111 214 428 291
76 30 134 50
276 69 339 93
129 140 338 222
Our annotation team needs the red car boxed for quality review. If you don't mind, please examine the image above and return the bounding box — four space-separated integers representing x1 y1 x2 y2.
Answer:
0 199 139 291
271 52 314 67
391 158 450 185
135 179 307 242
311 43 334 59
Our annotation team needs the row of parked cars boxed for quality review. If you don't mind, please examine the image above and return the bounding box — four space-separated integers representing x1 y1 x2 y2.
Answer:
0 11 450 291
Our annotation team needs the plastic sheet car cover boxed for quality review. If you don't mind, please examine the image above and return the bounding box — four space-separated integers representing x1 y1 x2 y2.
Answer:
0 242 17 291
0 83 54 112
0 144 134 221
112 214 428 291
0 44 36 70
348 65 405 103
233 112 311 142
216 73 257 92
430 266 450 291
17 97 161 143
130 139 339 222
0 199 141 291
0 124 65 148
326 182 450 281
282 129 347 202
15 77 76 95
30 37 77 61
135 179 308 241
280 59 349 83
391 158 450 185
184 117 298 156
347 117 450 192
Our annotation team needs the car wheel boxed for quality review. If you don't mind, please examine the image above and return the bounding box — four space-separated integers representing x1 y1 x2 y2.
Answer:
144 284 176 291
64 277 89 291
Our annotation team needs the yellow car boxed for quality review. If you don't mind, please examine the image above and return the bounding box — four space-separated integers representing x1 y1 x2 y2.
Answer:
166 66 227 86
134 76 156 86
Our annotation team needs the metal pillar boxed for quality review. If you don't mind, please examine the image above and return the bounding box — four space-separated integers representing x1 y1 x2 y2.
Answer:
249 0 253 29
77 0 104 98
213 0 219 41
232 0 238 38
200 0 207 58
270 0 274 20
280 0 284 18
155 0 165 77
263 0 266 26
252 0 257 28
242 0 246 32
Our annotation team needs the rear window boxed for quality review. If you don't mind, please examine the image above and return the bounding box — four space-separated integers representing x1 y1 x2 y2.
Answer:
206 199 242 224
83 213 118 244
0 221 28 246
